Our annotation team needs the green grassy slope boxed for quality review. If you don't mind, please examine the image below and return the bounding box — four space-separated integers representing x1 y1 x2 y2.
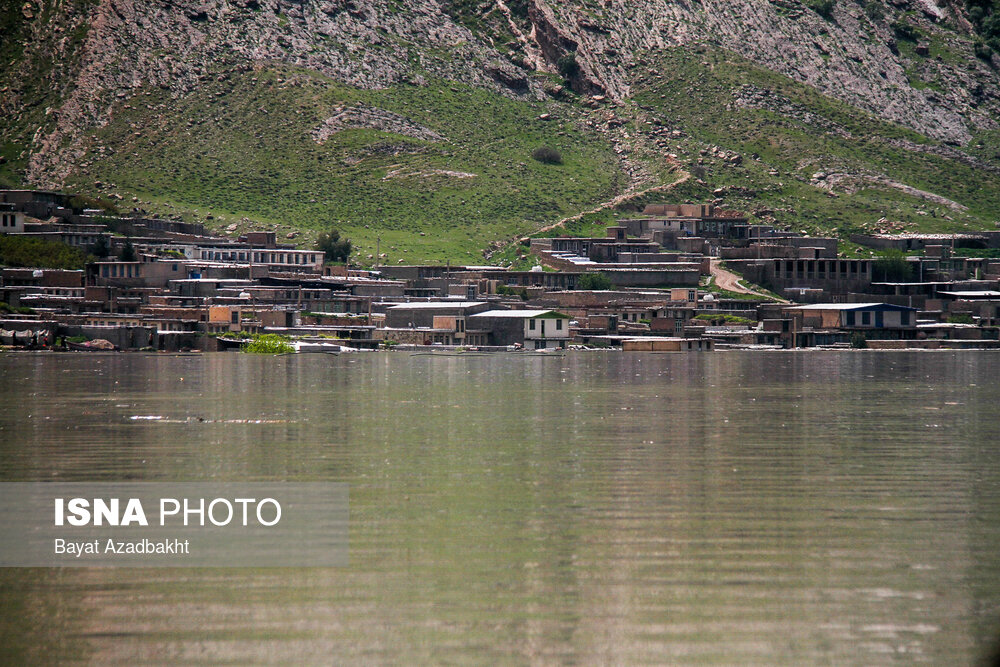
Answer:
624 47 1000 244
6 31 1000 267
64 66 624 265
0 0 97 187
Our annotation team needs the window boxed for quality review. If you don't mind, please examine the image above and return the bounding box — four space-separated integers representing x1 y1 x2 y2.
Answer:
861 311 871 326
529 319 536 331
555 319 563 331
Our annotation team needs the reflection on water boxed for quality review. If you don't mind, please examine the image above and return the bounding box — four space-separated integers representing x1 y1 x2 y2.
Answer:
1 351 999 664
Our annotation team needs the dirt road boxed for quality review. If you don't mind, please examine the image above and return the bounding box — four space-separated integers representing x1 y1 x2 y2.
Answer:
709 258 789 303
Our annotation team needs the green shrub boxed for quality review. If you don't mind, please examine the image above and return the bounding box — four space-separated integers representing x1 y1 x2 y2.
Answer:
892 20 919 42
531 146 562 165
0 301 35 315
864 2 883 22
850 332 867 349
694 313 756 326
974 40 994 61
241 333 294 354
947 313 975 324
67 194 119 215
497 284 530 300
316 229 352 263
577 272 613 290
873 249 914 282
0 235 89 269
556 52 579 79
806 0 835 19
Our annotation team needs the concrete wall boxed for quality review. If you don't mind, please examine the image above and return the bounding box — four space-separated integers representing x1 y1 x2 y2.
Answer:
524 316 569 340
2 269 84 287
0 211 24 232
62 325 157 350
385 303 490 328
721 245 798 260
601 267 701 287
852 233 1000 250
729 258 873 294
622 337 713 351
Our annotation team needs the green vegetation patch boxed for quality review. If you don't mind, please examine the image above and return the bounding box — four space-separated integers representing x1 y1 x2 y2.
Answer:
0 301 35 315
0 0 98 186
0 235 89 269
693 313 756 326
241 333 295 354
65 66 623 265
628 47 1000 242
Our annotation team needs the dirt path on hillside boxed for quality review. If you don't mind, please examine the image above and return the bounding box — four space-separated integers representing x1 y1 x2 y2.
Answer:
710 258 789 303
535 170 691 236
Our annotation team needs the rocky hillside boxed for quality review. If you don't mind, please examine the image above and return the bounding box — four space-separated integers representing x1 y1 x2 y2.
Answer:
2 0 1000 263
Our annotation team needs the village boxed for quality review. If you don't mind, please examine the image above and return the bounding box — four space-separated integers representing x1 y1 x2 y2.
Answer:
2 189 1000 353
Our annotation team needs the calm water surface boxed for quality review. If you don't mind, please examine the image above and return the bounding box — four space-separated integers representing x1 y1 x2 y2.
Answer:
1 351 999 665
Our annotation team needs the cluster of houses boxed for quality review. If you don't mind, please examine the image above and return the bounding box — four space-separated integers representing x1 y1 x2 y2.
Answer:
3 189 1000 352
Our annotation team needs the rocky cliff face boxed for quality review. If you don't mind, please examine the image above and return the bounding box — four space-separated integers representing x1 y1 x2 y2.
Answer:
4 0 546 186
520 0 999 144
2 0 999 191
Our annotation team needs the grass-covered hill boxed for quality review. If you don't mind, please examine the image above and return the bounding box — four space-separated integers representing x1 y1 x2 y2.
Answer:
61 68 625 265
2 0 999 265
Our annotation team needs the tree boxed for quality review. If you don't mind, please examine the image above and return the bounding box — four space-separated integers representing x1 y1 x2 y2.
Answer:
556 52 579 80
119 240 137 262
577 272 613 290
316 230 352 263
89 236 111 258
873 249 914 282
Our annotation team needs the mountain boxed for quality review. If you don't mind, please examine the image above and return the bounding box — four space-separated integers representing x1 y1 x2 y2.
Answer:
2 0 1000 264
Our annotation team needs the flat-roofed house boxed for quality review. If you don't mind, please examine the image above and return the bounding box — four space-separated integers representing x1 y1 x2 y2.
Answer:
468 309 572 349
786 303 917 334
384 301 491 329
0 205 24 233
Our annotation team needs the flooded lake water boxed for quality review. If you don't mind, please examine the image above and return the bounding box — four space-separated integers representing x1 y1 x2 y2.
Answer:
1 350 999 665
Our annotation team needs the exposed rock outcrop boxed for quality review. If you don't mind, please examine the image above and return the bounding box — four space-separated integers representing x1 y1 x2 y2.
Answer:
3 0 999 189
312 105 445 143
